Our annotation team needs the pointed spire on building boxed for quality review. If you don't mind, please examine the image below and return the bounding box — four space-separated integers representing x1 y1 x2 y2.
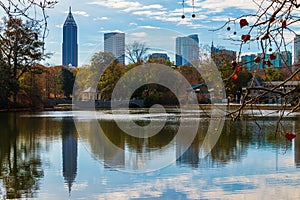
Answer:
62 6 78 67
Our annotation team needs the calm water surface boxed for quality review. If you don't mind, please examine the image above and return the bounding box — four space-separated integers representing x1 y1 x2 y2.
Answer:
0 110 300 200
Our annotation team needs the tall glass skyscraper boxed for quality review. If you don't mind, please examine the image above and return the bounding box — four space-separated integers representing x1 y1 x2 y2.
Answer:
62 7 78 67
176 34 199 66
294 34 300 64
104 32 125 65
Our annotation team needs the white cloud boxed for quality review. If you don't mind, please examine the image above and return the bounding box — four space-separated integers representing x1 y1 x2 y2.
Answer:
99 29 123 33
129 22 138 26
93 17 109 21
132 10 166 17
130 32 147 37
138 26 160 29
64 10 90 17
82 43 97 47
88 1 141 10
200 0 257 12
55 24 63 28
123 4 166 12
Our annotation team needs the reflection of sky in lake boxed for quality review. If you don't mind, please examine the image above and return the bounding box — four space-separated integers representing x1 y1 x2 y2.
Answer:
39 140 300 200
1 111 300 199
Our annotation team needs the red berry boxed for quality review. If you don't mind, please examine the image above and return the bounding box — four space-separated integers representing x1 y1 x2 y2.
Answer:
231 73 238 80
237 66 242 73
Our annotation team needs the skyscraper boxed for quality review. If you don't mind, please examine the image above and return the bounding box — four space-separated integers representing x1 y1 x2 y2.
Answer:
176 34 199 66
211 42 236 64
62 7 78 67
294 34 300 64
104 32 125 65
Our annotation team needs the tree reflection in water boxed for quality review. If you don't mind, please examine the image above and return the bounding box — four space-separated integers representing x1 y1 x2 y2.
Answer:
0 113 44 199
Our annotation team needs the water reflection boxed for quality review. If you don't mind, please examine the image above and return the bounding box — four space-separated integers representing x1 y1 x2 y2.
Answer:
0 113 44 199
0 111 299 199
294 121 300 168
61 119 78 195
81 117 295 170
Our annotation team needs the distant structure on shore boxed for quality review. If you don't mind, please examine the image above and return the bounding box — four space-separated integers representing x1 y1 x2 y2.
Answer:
149 53 170 61
104 32 125 65
294 34 300 64
175 34 199 66
62 7 78 67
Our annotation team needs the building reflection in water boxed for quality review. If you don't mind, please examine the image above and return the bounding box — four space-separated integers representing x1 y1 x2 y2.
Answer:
294 119 300 168
62 119 78 195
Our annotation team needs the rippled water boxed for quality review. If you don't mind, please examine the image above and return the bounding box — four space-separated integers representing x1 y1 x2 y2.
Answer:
0 110 300 199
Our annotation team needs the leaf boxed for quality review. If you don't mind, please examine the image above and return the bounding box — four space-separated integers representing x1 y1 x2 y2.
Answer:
282 20 287 28
254 56 261 63
285 133 296 141
269 53 276 60
239 19 249 28
241 34 250 42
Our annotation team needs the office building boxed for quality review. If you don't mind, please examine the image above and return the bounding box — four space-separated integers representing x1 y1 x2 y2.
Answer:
241 54 257 71
62 7 78 67
294 34 300 64
149 53 170 61
104 32 125 65
211 42 236 64
242 51 292 71
176 34 199 66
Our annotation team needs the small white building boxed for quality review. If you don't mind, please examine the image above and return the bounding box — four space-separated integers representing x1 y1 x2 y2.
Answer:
82 87 101 101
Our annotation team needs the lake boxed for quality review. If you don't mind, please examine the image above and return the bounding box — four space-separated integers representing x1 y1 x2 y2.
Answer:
0 110 300 199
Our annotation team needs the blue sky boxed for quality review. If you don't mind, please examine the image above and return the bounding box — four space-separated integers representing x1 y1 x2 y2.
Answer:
31 0 300 65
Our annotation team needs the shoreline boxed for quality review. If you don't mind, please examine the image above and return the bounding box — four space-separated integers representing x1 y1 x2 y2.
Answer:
0 103 299 112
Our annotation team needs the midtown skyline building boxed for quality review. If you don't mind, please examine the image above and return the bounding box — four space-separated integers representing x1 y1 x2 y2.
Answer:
175 34 199 66
294 34 300 64
242 51 292 71
211 42 236 64
149 53 170 61
104 32 125 65
62 7 78 67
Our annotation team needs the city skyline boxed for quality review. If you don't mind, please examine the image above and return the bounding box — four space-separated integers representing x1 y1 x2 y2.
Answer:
12 0 299 66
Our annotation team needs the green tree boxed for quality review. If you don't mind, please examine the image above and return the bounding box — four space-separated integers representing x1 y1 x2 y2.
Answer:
265 68 284 81
98 60 125 100
0 17 45 103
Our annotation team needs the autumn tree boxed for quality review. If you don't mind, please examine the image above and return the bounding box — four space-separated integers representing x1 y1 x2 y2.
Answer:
0 17 45 103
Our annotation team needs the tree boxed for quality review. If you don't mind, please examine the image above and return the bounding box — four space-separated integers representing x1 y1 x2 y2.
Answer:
0 56 10 108
98 60 126 100
0 17 45 103
265 68 284 81
0 0 58 52
73 52 117 100
61 67 75 99
126 41 150 64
